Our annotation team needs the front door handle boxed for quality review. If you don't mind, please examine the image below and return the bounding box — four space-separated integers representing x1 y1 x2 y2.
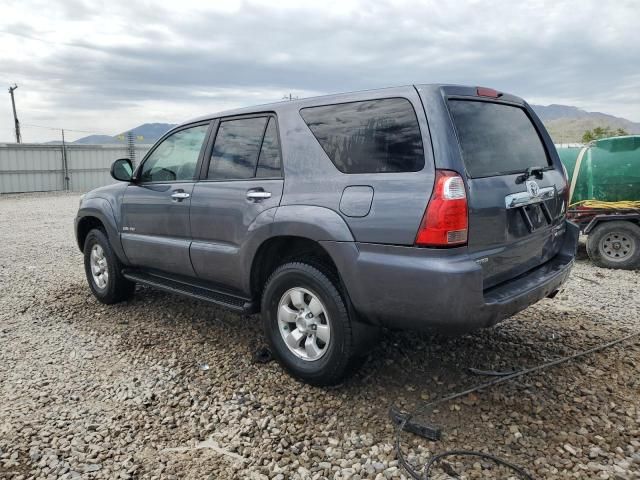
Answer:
246 189 271 200
171 191 191 201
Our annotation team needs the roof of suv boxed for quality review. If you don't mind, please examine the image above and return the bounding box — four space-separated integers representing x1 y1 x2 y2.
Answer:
180 84 526 128
182 84 429 127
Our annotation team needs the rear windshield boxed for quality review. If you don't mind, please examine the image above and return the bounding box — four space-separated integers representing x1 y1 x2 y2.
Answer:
448 100 550 178
300 98 424 174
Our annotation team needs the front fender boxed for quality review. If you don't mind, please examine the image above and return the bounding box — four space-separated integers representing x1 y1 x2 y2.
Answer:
75 197 129 264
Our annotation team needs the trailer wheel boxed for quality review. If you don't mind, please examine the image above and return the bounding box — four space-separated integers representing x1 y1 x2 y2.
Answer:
586 221 640 269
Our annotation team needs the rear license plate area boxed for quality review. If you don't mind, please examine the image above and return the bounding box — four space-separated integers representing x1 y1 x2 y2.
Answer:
519 202 552 232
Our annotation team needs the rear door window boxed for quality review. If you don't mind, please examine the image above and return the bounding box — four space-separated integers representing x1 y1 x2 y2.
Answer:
448 100 550 178
300 98 424 174
208 117 268 180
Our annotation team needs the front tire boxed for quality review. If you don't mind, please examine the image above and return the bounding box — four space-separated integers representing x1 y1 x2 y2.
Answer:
83 228 135 304
586 221 640 270
261 262 359 386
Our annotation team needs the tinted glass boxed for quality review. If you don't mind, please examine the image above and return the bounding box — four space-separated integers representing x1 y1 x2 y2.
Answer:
256 118 281 177
140 124 208 182
448 100 550 178
300 98 424 174
208 117 268 180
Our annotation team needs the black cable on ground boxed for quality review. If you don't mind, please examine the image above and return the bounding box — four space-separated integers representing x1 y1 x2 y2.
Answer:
468 367 518 377
394 330 640 480
424 450 534 479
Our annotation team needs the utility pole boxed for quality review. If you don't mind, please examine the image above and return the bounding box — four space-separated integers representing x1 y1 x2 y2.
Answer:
61 129 69 190
8 84 22 143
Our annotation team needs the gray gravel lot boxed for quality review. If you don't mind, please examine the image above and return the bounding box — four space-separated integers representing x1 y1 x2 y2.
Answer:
0 192 639 480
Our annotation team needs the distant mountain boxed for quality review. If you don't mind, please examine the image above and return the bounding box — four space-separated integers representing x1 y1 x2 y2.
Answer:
531 105 640 143
532 104 592 121
73 123 177 145
124 123 178 141
69 107 640 146
73 134 118 144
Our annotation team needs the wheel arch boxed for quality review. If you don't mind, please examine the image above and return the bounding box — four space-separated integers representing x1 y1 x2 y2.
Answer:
242 205 355 298
76 197 128 263
76 215 106 251
249 235 343 309
584 214 640 234
271 205 355 242
586 218 640 269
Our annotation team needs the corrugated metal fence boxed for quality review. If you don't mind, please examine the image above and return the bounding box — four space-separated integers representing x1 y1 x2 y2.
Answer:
0 144 152 194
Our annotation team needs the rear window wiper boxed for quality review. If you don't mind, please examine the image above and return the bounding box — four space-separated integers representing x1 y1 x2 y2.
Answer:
516 166 551 183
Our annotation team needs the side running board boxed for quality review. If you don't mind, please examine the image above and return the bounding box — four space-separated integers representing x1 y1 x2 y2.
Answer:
122 270 255 314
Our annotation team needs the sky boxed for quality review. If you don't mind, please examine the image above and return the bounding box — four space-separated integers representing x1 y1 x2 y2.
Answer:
0 0 638 143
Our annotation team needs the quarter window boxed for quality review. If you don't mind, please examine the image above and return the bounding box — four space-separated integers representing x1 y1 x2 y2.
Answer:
139 124 209 182
300 98 424 174
256 118 282 178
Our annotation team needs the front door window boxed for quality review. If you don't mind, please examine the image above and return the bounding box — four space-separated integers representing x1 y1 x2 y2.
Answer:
139 125 209 182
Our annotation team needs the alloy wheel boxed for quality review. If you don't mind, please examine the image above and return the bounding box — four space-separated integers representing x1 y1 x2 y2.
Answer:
277 287 331 361
90 244 109 289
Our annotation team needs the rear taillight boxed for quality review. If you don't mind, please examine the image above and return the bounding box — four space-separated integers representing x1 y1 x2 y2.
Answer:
415 170 468 247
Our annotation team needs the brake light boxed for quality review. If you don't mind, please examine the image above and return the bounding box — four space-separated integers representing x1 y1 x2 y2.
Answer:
476 87 500 98
415 170 468 247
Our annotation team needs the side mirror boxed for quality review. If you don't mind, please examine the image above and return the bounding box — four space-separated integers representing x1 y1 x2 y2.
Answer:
110 158 133 182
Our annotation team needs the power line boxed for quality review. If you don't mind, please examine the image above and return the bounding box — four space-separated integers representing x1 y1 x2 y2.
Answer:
21 122 112 136
3 84 119 141
0 29 100 52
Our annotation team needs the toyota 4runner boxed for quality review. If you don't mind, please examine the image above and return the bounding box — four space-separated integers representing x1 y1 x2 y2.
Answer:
75 84 579 385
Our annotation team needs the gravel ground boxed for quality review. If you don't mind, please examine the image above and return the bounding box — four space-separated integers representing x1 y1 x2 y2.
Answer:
0 192 638 480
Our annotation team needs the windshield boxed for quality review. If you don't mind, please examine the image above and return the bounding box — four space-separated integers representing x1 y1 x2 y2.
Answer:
448 100 550 178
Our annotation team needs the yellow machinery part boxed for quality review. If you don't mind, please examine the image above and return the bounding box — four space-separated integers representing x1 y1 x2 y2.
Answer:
569 200 640 209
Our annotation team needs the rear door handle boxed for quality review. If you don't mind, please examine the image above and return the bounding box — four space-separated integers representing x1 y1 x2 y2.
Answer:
171 191 190 200
246 190 271 200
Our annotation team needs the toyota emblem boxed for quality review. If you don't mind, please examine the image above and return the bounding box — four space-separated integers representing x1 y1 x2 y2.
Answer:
526 180 540 198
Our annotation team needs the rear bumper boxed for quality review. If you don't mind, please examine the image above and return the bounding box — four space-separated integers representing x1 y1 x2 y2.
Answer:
322 220 579 333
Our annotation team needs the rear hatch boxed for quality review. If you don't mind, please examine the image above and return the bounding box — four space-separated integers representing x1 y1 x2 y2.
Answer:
446 97 568 289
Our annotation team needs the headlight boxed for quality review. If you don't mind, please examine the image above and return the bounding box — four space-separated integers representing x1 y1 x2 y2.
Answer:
79 194 85 207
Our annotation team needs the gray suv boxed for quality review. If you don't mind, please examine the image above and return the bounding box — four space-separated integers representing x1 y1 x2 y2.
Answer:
75 84 579 385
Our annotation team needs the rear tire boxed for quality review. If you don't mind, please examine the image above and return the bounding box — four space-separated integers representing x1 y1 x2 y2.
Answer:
586 221 640 270
261 262 362 386
83 228 136 304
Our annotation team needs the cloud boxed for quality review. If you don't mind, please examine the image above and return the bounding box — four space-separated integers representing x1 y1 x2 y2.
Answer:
0 0 638 142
